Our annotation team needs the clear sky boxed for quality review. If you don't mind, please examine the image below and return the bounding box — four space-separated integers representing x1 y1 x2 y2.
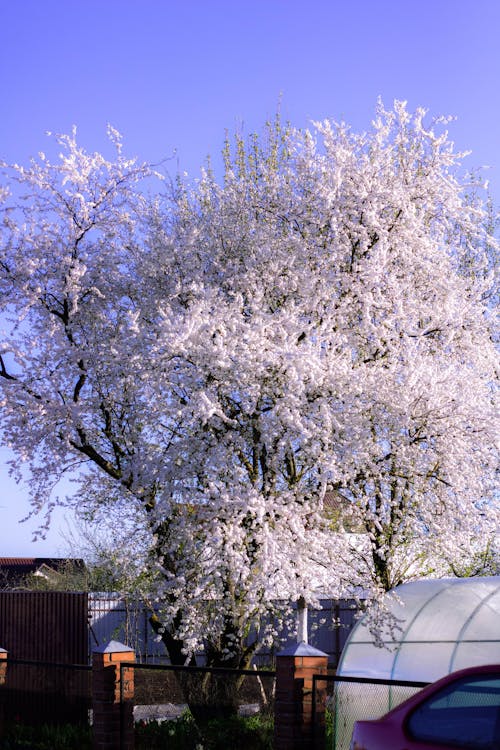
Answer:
1 0 499 555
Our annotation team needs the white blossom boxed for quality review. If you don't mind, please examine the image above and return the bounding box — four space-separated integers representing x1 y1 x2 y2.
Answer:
0 103 498 664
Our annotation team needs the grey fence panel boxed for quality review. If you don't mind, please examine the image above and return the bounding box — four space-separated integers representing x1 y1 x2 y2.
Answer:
309 599 358 664
88 593 167 663
89 595 359 666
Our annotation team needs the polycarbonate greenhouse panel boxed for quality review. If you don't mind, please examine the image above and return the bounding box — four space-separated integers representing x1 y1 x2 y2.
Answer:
338 642 394 679
333 577 500 750
339 577 500 682
457 585 500 639
391 642 453 683
452 639 500 672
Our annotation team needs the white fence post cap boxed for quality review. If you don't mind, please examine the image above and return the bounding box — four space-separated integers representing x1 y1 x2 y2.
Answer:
93 639 134 654
277 641 328 658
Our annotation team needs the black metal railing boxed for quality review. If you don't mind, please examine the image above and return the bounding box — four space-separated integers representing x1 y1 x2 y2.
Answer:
313 673 429 750
120 661 276 749
0 657 91 726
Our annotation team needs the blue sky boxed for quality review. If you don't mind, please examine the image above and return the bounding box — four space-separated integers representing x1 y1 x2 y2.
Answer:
1 0 499 555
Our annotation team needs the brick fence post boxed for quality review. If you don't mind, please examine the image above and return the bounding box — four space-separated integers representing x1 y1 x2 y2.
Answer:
0 648 6 684
92 640 135 750
0 648 6 739
274 642 328 750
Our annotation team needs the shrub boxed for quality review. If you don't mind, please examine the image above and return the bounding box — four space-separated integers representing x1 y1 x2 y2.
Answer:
135 712 274 750
0 722 92 749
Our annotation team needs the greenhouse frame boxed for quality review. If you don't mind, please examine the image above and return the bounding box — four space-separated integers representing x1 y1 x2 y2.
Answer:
332 576 500 749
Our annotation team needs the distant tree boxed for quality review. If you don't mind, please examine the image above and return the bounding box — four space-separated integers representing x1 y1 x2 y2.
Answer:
63 501 158 596
20 558 89 591
0 567 13 591
0 558 89 591
0 104 498 682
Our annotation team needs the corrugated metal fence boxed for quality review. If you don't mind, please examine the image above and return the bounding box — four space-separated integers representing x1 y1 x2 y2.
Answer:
0 591 89 724
0 591 358 667
88 594 359 666
0 591 88 663
0 591 358 727
88 593 166 662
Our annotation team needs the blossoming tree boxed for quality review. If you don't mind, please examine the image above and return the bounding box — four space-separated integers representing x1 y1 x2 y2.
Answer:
0 103 498 670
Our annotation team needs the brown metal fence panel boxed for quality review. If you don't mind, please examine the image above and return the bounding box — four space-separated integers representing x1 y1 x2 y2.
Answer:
0 591 88 663
0 592 89 725
2 661 91 726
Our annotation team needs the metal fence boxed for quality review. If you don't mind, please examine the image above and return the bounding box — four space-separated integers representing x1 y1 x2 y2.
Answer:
0 591 90 726
89 594 359 666
88 593 166 663
312 673 429 750
122 661 276 750
0 656 432 749
0 658 91 727
0 591 88 663
129 661 275 719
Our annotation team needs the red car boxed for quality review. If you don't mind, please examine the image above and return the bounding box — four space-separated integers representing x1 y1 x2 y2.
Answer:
350 664 500 750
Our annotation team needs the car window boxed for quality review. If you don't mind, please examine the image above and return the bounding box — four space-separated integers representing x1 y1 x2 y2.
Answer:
407 674 500 750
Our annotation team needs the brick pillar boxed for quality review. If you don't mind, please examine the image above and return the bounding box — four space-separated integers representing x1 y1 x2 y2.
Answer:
0 648 7 686
0 648 6 739
92 640 135 750
274 642 328 750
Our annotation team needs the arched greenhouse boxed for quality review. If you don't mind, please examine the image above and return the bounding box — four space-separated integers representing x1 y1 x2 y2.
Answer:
333 576 500 750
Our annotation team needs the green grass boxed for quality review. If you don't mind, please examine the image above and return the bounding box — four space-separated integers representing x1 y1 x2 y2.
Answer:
135 712 274 750
0 713 274 750
0 722 92 750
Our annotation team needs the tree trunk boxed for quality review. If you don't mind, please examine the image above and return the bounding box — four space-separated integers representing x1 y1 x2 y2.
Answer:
149 614 250 723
